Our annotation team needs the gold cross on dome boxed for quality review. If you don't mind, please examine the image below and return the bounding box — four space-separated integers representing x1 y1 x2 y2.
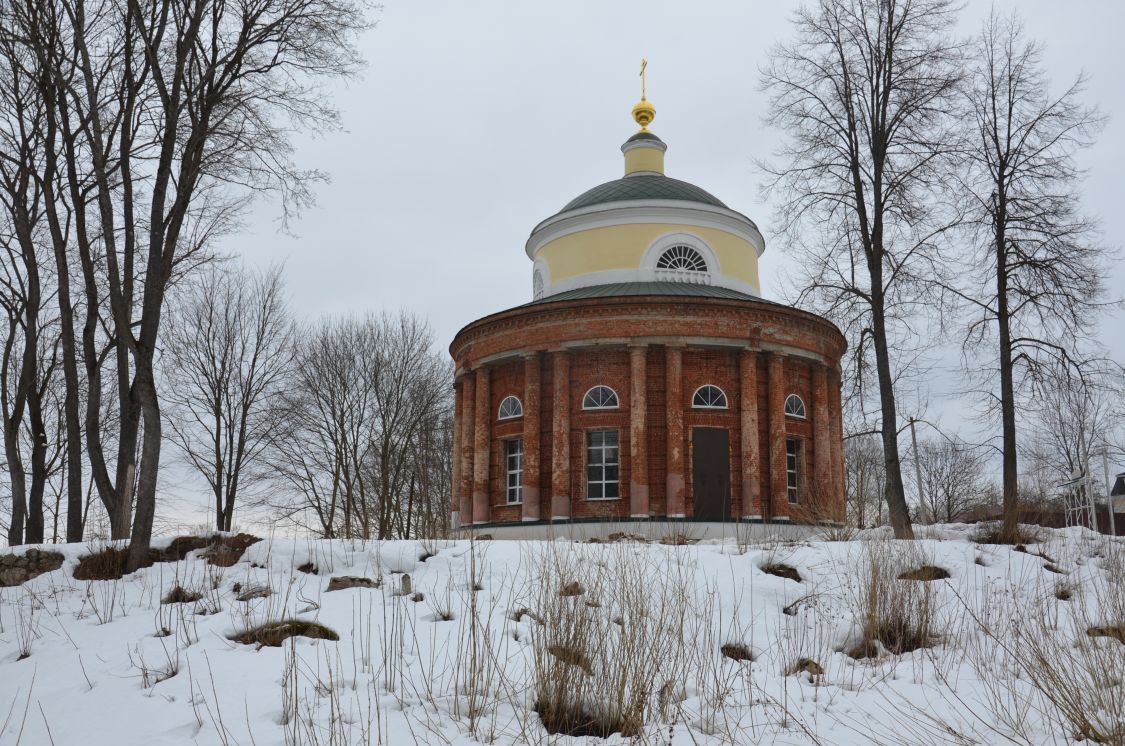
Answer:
639 58 648 100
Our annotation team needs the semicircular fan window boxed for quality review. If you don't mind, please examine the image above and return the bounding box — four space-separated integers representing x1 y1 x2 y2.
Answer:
656 245 708 272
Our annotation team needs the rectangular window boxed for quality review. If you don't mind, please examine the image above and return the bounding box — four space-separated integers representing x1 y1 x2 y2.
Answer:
786 438 801 504
506 438 523 504
586 430 620 500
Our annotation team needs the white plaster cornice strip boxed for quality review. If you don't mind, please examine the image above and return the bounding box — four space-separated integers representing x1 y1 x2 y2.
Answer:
525 200 766 259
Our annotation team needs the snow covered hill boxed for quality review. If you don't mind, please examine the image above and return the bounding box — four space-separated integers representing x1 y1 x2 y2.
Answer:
1 526 1122 745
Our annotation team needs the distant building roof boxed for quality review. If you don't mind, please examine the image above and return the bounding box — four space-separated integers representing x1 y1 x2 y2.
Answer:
1112 472 1125 497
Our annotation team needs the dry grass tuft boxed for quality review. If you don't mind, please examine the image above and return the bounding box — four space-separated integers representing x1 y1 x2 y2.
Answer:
547 644 594 674
528 543 691 739
850 540 939 658
761 562 802 583
788 657 825 677
559 581 584 597
74 547 143 580
230 620 339 647
325 576 379 592
296 562 318 575
896 565 950 581
719 643 755 662
973 522 1042 546
162 585 202 604
1086 625 1125 645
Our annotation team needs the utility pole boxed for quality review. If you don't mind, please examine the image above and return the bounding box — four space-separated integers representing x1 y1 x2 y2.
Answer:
1103 445 1116 538
909 417 925 522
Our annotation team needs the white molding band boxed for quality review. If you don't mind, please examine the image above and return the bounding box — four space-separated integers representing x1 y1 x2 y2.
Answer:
541 266 760 300
526 200 765 259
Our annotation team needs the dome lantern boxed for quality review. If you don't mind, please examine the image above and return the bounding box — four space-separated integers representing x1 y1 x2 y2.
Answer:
623 59 666 177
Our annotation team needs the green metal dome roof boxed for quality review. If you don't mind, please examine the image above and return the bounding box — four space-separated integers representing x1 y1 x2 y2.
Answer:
561 174 728 212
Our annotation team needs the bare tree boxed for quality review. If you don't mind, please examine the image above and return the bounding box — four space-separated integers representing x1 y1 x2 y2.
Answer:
1 0 367 567
1026 362 1119 489
911 438 987 524
269 312 450 540
161 263 292 532
952 11 1111 542
761 0 963 538
845 433 887 528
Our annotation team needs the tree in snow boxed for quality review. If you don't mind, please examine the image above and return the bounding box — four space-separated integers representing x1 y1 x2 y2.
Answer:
761 0 964 539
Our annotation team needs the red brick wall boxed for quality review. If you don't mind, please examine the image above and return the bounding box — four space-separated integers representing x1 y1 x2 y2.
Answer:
451 295 847 525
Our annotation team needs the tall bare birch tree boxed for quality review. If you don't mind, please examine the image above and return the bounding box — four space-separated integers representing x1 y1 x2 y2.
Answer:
761 0 962 538
1 0 367 566
955 11 1110 541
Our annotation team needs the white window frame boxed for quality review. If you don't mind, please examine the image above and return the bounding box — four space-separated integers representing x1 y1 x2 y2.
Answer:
692 384 728 409
582 385 620 410
586 430 620 500
786 437 801 504
784 394 807 419
505 438 524 504
498 395 523 420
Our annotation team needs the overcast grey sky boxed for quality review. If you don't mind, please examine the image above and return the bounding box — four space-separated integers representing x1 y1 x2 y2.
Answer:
213 0 1123 445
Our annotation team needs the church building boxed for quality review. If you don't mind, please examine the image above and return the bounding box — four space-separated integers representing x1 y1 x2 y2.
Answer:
450 75 847 534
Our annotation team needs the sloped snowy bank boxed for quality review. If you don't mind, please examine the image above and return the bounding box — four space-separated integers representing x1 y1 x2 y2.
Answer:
1 525 1122 745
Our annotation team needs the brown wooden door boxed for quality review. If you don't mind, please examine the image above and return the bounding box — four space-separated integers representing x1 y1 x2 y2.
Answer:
691 427 730 521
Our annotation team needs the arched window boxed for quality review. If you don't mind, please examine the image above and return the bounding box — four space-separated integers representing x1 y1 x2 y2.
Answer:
498 395 523 420
784 394 806 419
692 384 728 409
656 244 708 272
532 270 544 300
582 385 619 410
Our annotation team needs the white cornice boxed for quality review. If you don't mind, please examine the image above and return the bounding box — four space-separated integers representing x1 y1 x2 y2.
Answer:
525 201 766 259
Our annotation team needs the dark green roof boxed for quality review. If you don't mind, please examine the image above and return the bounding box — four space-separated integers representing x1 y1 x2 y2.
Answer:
527 282 763 305
561 175 728 212
625 131 665 144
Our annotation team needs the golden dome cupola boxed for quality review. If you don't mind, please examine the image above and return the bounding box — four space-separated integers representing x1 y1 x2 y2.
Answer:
622 59 666 177
525 62 764 302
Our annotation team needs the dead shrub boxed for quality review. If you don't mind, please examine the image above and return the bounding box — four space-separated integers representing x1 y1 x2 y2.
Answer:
296 562 318 575
817 524 858 542
162 585 202 604
849 540 938 658
230 620 339 647
528 543 690 739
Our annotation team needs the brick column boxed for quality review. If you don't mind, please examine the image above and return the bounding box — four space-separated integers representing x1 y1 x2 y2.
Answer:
451 377 463 527
459 372 475 523
550 350 571 520
472 366 491 525
522 353 541 522
739 349 761 519
812 365 832 519
665 345 685 518
629 345 649 518
767 352 790 521
829 367 846 521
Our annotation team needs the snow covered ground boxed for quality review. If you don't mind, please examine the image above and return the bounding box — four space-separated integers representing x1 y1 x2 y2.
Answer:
1 525 1123 745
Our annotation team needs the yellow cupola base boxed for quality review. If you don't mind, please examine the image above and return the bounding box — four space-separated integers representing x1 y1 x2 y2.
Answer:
622 61 666 176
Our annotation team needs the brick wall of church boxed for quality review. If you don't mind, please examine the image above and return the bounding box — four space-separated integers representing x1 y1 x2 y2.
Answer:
451 295 847 525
